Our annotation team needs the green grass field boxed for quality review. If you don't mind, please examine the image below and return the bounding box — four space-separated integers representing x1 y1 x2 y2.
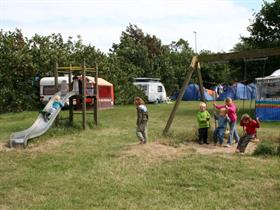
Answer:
0 101 279 210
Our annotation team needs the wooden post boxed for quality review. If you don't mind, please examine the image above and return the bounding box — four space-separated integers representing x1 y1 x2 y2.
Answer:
94 62 98 125
163 56 198 135
82 61 86 130
54 62 59 92
54 62 59 126
197 62 205 102
68 64 73 125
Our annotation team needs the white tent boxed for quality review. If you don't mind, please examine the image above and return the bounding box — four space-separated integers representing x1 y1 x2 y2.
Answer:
255 69 280 121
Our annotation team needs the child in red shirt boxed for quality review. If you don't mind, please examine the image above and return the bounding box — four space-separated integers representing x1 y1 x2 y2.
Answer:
236 114 260 153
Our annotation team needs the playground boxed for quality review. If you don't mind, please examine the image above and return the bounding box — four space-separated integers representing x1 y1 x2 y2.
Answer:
0 101 279 209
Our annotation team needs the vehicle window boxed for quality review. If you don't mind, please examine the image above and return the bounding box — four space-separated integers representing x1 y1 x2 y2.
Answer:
43 85 61 95
138 85 148 91
157 86 163 93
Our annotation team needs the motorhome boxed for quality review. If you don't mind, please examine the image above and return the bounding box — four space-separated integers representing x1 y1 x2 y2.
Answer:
40 76 70 104
133 78 167 103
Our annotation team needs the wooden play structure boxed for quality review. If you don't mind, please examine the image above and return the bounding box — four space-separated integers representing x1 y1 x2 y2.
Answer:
9 61 100 148
163 47 280 135
55 61 98 129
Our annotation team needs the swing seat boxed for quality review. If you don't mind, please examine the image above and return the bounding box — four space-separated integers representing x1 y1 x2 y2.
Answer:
251 137 260 143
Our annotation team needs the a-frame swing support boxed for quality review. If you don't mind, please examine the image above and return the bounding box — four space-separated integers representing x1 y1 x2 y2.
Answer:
163 47 280 135
163 56 204 135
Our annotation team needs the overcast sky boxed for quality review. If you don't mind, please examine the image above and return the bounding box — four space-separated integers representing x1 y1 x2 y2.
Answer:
0 0 272 53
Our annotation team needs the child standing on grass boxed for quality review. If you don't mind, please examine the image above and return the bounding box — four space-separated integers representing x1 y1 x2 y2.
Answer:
236 114 260 153
214 97 239 147
213 108 230 146
134 97 149 144
197 102 211 145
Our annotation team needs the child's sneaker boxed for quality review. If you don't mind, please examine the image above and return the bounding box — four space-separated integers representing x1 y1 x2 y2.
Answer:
225 144 231 148
42 113 48 122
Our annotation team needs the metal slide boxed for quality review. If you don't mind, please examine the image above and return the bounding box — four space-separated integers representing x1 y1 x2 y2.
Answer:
10 91 77 147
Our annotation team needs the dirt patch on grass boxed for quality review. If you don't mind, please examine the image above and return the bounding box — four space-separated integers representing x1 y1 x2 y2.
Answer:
184 140 258 155
0 142 11 152
122 141 188 163
0 139 63 153
122 139 259 162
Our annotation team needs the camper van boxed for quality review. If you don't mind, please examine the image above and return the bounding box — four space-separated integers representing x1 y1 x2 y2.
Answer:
40 76 70 105
133 78 167 103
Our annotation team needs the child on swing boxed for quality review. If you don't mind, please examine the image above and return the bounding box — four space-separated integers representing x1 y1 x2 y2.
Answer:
213 108 230 146
213 97 239 147
236 114 260 153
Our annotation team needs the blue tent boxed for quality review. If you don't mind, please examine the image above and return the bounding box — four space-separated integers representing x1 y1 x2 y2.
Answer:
217 85 236 101
247 83 256 99
217 83 256 101
171 84 213 101
236 83 251 99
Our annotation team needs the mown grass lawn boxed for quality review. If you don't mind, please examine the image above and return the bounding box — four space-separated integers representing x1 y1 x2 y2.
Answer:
0 101 279 210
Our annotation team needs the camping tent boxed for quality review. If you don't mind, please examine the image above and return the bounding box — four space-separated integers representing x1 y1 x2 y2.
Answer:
217 85 236 101
255 69 280 121
217 83 256 101
77 76 114 109
171 84 213 101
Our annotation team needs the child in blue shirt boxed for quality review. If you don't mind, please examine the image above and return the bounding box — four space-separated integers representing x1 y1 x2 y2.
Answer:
41 95 64 122
213 108 230 146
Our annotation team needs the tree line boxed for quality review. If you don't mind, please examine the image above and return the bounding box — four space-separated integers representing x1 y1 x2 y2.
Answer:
0 0 279 113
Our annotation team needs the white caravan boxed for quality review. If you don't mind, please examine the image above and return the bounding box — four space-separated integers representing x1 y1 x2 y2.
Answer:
40 76 70 105
133 78 167 103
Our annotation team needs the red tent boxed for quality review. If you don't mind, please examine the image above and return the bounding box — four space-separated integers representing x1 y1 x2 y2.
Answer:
78 76 114 109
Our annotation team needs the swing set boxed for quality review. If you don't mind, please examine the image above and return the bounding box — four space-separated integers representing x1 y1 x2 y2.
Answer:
163 47 280 135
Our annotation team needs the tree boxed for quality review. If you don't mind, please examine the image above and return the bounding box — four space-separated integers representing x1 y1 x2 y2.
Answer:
0 29 36 112
231 0 280 81
242 0 280 49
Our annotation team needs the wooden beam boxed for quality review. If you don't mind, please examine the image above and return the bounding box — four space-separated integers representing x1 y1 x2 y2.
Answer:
198 47 280 63
68 65 73 125
196 62 205 102
54 62 59 126
82 61 86 130
163 56 198 135
94 62 99 126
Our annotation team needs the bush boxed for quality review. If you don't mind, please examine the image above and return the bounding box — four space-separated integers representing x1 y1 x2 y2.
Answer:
253 141 276 156
114 82 147 105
